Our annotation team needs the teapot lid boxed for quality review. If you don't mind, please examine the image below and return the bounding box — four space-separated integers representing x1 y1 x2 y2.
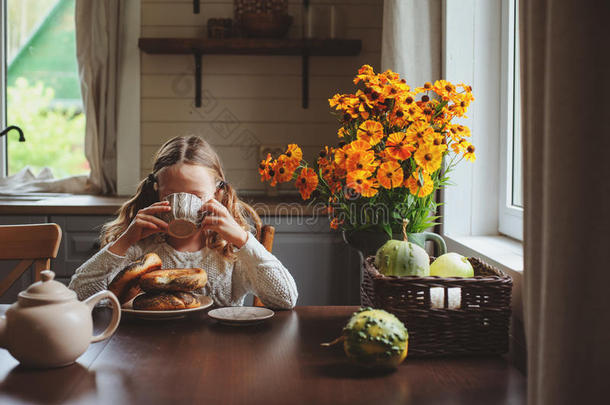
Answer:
18 270 77 302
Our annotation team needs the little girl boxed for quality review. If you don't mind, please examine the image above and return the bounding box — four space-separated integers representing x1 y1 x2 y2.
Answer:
69 136 298 309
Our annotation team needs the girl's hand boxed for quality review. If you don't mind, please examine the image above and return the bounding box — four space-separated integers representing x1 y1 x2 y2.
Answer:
109 201 171 256
200 198 248 249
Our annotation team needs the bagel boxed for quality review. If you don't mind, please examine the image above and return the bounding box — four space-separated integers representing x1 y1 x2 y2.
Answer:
108 253 162 304
132 291 201 311
121 283 143 306
139 268 207 292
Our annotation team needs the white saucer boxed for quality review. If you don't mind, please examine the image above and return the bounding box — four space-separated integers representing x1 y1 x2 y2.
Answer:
207 306 275 326
122 295 213 320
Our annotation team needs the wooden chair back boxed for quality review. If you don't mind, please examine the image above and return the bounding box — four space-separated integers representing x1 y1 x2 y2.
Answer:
253 224 275 307
0 223 62 297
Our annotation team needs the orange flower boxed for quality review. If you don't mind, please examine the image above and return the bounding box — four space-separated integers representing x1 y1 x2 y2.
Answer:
317 146 332 168
386 132 416 160
413 82 433 94
330 217 344 230
431 134 449 153
381 83 400 100
329 178 343 194
359 178 379 197
463 142 476 162
346 169 370 188
332 160 347 180
296 167 318 200
404 104 424 122
389 106 408 127
284 144 302 170
258 153 273 182
346 170 377 197
320 164 333 184
354 90 374 119
337 127 348 138
353 64 375 84
451 138 468 154
356 120 384 146
384 78 410 99
447 124 471 141
433 79 457 100
345 139 372 155
376 161 404 189
334 145 349 168
274 155 295 183
268 160 279 187
376 149 395 163
450 93 473 117
329 93 356 110
400 92 416 107
405 169 434 197
406 121 435 144
346 150 378 173
414 144 443 173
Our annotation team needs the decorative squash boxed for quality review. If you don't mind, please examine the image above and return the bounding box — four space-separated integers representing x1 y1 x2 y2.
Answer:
430 252 474 277
322 307 409 369
374 220 430 276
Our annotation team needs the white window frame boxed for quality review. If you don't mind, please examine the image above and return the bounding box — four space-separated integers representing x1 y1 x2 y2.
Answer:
0 0 140 195
442 0 523 276
498 0 523 240
442 0 523 241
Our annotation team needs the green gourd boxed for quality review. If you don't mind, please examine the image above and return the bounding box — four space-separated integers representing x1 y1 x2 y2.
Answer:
321 307 409 369
374 220 430 276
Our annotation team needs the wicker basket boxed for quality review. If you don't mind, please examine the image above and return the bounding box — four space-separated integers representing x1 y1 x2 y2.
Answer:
361 256 512 357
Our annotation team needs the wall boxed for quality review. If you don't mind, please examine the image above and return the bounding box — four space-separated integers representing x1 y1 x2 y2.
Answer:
139 0 383 192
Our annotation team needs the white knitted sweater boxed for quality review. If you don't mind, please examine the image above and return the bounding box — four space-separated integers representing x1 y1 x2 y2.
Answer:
68 232 298 309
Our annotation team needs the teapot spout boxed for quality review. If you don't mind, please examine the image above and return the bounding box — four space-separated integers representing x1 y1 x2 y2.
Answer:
0 315 6 349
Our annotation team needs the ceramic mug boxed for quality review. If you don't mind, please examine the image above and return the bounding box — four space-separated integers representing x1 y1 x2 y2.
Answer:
161 192 206 238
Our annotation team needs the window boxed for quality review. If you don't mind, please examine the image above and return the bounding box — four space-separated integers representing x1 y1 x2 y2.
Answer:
1 0 87 179
441 0 524 274
498 0 523 240
442 0 523 242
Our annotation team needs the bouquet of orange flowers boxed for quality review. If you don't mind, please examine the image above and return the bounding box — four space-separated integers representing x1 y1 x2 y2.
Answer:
259 65 475 235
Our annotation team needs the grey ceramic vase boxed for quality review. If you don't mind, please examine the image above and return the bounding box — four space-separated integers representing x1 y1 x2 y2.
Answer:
342 228 447 258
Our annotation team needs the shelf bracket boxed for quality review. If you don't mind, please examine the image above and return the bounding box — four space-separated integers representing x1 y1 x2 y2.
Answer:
302 50 309 109
194 52 202 108
193 0 200 14
301 0 311 109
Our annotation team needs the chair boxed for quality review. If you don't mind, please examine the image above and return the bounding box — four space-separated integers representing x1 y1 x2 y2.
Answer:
253 224 275 307
0 223 62 298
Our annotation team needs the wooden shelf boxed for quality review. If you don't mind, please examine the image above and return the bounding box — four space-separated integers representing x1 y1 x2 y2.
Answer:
138 37 362 56
138 37 362 108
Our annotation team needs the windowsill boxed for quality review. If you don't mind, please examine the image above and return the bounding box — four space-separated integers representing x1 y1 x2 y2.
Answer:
443 234 523 277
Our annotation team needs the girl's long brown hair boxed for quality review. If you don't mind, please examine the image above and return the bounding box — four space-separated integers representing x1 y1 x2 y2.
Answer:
101 136 262 261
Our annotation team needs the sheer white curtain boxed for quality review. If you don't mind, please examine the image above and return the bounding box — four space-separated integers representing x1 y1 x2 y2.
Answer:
381 0 441 85
75 0 123 195
520 0 610 403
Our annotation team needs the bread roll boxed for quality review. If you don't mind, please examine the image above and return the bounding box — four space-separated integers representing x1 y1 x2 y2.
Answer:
121 283 143 306
132 291 201 311
139 268 207 292
108 253 162 304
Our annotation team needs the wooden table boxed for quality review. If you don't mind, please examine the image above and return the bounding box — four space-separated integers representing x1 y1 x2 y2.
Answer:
0 306 526 405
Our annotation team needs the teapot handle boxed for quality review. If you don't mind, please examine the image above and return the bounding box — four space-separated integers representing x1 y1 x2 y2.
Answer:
84 290 121 343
